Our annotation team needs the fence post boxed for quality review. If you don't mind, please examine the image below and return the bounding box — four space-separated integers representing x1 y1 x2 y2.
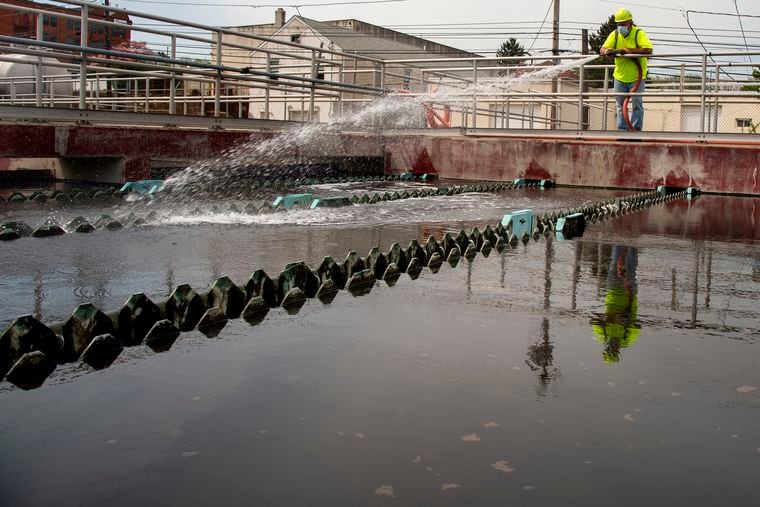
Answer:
170 34 177 114
699 53 707 133
79 4 89 110
35 13 43 107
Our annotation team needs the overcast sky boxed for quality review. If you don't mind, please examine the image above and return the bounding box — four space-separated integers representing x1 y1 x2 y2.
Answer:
107 0 759 57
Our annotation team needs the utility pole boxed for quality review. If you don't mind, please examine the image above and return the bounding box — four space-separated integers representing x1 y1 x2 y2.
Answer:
552 0 560 58
550 0 560 129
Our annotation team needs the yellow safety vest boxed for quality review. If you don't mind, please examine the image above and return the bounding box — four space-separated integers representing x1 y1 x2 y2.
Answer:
602 27 652 83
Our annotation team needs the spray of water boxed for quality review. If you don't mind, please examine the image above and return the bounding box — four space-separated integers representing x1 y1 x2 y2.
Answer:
160 55 597 200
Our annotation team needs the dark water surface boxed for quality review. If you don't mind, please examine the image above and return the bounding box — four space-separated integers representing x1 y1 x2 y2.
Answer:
1 191 759 506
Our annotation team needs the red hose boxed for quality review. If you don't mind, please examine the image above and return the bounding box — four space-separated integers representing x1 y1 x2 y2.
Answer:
622 58 643 132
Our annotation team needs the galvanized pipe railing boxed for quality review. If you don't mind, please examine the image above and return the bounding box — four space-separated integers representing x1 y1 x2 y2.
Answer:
1 0 759 133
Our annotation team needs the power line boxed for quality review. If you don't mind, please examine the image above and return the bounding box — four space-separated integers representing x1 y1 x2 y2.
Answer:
528 0 552 54
734 0 752 63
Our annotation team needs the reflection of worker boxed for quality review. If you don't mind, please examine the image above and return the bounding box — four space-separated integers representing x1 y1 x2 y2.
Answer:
600 8 653 131
592 245 641 362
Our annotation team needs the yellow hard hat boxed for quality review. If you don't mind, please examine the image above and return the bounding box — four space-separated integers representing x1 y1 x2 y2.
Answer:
614 8 633 22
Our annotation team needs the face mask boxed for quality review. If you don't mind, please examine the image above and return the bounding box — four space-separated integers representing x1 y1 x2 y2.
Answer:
618 26 630 37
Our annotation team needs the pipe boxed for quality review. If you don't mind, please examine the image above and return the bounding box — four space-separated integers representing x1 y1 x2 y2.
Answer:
622 58 643 132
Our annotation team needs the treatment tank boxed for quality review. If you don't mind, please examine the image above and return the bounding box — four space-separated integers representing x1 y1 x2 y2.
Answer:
0 52 73 99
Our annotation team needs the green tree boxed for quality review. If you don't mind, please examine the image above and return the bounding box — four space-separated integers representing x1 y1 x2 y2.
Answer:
496 37 526 67
741 66 760 92
586 14 616 87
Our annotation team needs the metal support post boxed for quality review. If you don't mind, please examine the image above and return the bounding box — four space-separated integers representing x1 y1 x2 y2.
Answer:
471 59 478 127
601 67 609 130
578 62 585 129
35 13 43 107
309 50 316 122
265 53 271 119
170 34 176 114
712 64 720 133
200 81 205 116
338 63 344 118
79 5 89 110
145 77 149 112
215 30 222 117
699 53 707 133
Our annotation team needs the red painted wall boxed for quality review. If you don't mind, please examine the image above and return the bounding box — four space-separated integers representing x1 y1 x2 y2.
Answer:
2 124 759 195
384 135 760 195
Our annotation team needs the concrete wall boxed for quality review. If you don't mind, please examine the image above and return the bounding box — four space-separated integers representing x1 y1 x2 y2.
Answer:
0 124 384 181
383 134 760 195
3 123 759 194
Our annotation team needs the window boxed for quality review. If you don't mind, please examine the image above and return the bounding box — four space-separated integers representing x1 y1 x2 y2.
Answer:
736 118 752 128
112 28 126 39
66 36 77 45
270 58 279 80
67 19 80 30
90 40 105 49
290 33 301 44
402 69 412 90
43 15 57 27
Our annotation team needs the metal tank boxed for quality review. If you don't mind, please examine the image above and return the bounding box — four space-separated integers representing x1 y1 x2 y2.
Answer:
0 52 73 102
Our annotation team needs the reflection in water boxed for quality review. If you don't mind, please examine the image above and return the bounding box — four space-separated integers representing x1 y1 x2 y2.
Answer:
591 245 641 363
525 238 559 395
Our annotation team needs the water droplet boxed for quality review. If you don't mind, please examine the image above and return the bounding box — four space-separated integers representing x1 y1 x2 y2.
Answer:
441 483 461 492
413 456 421 463
182 451 200 458
259 430 268 435
623 414 635 422
608 382 616 388
355 433 365 439
523 485 535 491
461 433 481 442
483 421 499 428
737 385 757 393
338 431 345 436
106 439 118 445
671 392 681 397
374 485 395 498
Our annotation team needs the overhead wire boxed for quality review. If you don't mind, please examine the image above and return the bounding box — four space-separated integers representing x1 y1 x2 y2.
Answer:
527 0 553 54
733 0 752 63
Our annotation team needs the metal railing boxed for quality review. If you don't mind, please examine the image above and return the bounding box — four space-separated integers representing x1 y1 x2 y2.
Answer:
1 0 760 135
